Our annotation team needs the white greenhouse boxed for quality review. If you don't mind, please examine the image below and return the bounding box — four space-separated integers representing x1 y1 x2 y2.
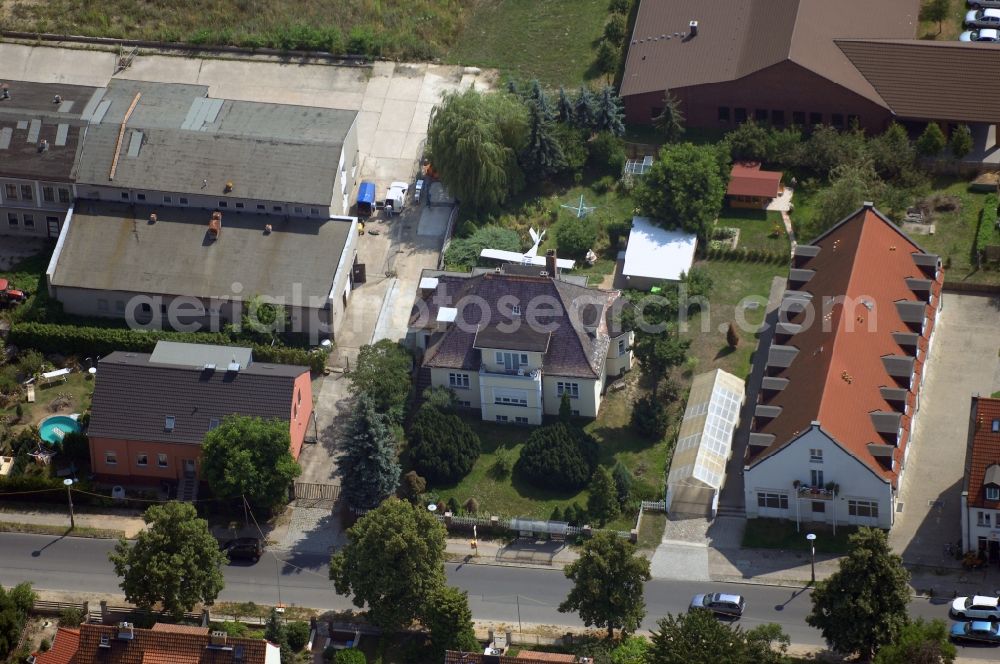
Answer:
665 369 745 518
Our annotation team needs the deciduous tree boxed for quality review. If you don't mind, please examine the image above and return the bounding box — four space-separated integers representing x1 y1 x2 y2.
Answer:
587 466 620 526
648 610 790 664
919 0 950 35
109 502 226 619
633 332 691 378
423 585 479 657
0 582 35 660
338 393 400 509
809 161 885 237
347 339 412 421
330 499 447 630
427 89 529 210
634 143 727 241
559 532 651 639
872 619 955 664
653 90 685 143
201 415 301 512
807 527 910 661
443 225 521 271
595 39 619 79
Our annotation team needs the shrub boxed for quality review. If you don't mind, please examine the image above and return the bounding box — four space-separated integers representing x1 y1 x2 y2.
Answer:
631 394 669 439
516 423 599 491
347 25 381 56
556 216 599 259
443 226 521 271
39 639 50 652
490 448 513 479
334 649 367 664
553 124 588 172
916 123 946 157
588 132 627 177
58 607 86 627
61 432 90 467
399 470 426 503
950 124 973 159
609 0 630 13
409 406 480 484
446 496 461 514
464 497 480 514
285 621 311 652
604 13 627 45
15 350 45 378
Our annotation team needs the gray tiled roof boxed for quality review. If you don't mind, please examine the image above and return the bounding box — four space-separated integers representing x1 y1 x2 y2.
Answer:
414 271 622 379
72 79 356 205
88 351 305 445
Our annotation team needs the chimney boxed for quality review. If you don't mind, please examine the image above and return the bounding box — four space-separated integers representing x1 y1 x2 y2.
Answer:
545 249 558 277
208 211 222 239
224 180 234 193
210 631 228 647
689 20 698 36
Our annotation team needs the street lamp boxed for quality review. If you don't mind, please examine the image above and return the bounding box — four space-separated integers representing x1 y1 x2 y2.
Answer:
63 478 75 529
806 533 817 584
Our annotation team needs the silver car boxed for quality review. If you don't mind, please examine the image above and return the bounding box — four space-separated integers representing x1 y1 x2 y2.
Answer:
951 595 1000 620
960 28 1000 41
970 1 1000 9
965 8 1000 28
690 592 746 619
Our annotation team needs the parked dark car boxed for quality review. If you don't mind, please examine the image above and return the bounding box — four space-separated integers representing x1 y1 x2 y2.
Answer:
950 620 1000 645
222 537 263 562
689 592 746 619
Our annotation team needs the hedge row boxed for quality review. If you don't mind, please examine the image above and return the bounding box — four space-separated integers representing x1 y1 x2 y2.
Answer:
0 475 151 510
702 245 788 265
975 193 999 256
9 322 325 372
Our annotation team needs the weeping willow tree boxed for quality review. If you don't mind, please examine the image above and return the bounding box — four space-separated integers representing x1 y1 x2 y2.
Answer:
426 89 529 211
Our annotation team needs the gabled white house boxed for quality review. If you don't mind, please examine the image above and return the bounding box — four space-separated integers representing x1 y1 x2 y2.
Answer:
960 396 1000 558
743 204 943 529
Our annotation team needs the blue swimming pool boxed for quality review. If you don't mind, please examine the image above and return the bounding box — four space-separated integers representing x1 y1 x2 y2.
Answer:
39 415 81 445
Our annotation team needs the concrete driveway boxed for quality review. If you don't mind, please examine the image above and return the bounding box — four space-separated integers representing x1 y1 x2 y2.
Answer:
889 293 1000 566
0 42 494 190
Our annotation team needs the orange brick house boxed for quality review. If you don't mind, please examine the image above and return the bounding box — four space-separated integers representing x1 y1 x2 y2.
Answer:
88 341 313 487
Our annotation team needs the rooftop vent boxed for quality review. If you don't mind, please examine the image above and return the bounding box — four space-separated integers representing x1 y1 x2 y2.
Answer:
1 84 9 100
37 139 48 153
264 224 272 234
209 631 228 647
689 20 698 36
224 181 234 193
53 94 62 104
149 213 157 223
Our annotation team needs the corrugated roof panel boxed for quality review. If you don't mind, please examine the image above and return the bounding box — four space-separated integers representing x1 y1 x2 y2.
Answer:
126 129 143 157
26 119 41 143
55 123 69 146
179 97 203 130
0 127 12 150
201 98 224 129
16 120 28 130
79 88 106 121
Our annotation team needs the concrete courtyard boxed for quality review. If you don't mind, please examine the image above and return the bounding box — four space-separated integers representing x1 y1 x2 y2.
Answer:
889 293 1000 566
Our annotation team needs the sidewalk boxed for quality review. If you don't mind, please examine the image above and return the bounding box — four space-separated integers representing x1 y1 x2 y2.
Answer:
445 537 582 570
0 505 145 538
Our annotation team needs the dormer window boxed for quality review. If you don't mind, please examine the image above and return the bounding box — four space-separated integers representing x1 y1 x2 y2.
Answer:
987 486 1000 502
164 415 175 431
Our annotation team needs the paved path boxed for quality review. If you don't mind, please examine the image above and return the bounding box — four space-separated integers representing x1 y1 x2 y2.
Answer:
889 294 1000 566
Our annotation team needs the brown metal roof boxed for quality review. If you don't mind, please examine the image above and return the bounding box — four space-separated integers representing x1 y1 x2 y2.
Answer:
621 0 919 104
837 39 1000 123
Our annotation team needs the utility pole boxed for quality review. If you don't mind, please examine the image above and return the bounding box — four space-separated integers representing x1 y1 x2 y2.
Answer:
63 479 75 528
806 533 817 585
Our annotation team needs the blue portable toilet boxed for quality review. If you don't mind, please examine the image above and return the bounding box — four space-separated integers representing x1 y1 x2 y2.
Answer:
357 181 376 218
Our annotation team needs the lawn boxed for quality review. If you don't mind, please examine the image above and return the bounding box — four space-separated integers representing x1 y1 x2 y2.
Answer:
716 208 789 255
637 511 666 550
445 0 611 86
913 178 1000 286
0 0 465 60
0 251 59 324
917 0 966 41
742 518 859 555
683 259 786 380
429 386 671 529
0 371 94 426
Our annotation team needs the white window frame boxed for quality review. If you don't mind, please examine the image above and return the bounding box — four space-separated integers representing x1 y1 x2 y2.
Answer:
105 451 117 466
986 486 1000 501
515 416 529 424
978 511 992 527
136 453 148 467
809 448 823 463
7 212 17 227
848 499 879 519
618 338 626 354
557 382 580 399
157 453 168 468
448 372 470 389
58 188 71 204
810 469 824 487
757 492 789 510
4 183 18 200
22 214 34 228
496 415 509 423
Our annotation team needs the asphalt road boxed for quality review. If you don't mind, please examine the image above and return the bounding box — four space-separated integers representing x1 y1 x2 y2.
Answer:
0 533 995 659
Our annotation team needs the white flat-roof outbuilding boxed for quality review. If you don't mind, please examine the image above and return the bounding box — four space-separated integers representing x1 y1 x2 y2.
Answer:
622 216 697 286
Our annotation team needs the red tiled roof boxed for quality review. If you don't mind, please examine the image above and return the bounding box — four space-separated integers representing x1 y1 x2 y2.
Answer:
967 397 1000 507
33 628 80 664
69 623 269 664
445 653 576 664
516 651 576 662
149 623 210 635
747 205 942 484
726 162 783 198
